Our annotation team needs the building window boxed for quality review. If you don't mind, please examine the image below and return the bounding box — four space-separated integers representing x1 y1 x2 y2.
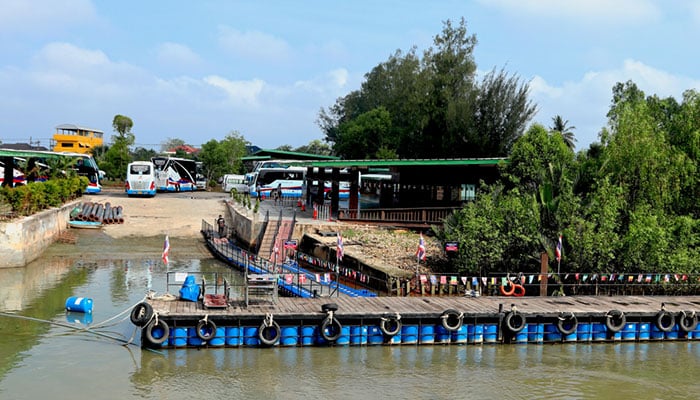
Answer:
460 184 475 201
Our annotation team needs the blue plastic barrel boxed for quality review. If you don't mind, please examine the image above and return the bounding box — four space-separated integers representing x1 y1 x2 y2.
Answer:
209 327 226 347
187 327 204 346
335 326 351 345
638 322 650 341
452 325 468 344
66 311 93 325
621 323 637 341
225 326 240 346
301 326 316 346
545 323 562 342
513 329 528 344
401 325 418 345
65 297 93 313
367 326 384 345
435 325 451 344
419 325 435 344
527 323 543 344
173 327 187 347
592 323 606 341
350 326 368 345
468 324 484 344
483 324 498 344
243 326 260 346
280 326 299 346
150 324 170 347
665 324 679 340
691 325 700 340
577 323 591 342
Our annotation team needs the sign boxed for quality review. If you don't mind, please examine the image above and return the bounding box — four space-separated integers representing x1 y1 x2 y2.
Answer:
445 241 458 252
283 239 298 249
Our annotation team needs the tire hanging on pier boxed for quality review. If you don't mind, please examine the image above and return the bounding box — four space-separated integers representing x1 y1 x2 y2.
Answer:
130 302 154 327
145 319 170 345
258 314 281 346
557 312 578 335
441 309 464 332
196 318 217 341
504 311 526 333
655 310 675 332
678 311 698 333
605 310 626 333
379 313 402 337
320 315 342 342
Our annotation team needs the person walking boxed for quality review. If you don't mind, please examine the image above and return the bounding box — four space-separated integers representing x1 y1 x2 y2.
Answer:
216 214 226 237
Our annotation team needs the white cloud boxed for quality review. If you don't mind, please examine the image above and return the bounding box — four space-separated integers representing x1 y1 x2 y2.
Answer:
0 0 96 33
479 0 660 24
203 75 265 107
529 59 700 150
156 42 202 66
217 26 293 61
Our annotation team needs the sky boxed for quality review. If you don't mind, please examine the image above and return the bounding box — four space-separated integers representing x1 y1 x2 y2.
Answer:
1 0 699 153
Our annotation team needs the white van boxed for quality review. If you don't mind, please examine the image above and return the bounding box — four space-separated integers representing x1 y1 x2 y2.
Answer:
222 174 248 193
125 161 156 197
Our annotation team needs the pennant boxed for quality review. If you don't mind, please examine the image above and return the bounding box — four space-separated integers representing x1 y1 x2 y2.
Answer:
583 274 589 282
440 275 447 284
416 233 426 261
422 275 429 283
299 274 307 284
555 235 562 262
645 275 652 282
450 276 458 285
324 273 331 282
482 277 488 285
285 274 293 284
336 232 344 261
637 274 642 283
162 235 170 265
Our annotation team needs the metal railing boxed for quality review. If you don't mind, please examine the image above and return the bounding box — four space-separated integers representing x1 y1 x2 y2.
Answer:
337 207 458 224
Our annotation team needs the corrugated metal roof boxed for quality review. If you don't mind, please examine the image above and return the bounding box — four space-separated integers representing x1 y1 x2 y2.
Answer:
55 124 104 133
291 158 508 168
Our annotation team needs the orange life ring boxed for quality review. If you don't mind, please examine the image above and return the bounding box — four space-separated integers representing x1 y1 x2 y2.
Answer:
512 284 526 297
500 282 516 296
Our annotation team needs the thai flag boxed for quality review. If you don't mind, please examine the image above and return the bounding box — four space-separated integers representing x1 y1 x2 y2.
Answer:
337 232 344 261
416 233 426 261
555 235 562 262
162 235 170 265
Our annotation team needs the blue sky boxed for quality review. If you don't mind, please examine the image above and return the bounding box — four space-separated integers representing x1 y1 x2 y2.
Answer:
1 0 699 152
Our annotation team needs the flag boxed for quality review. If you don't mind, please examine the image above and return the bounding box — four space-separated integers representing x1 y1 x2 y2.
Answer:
162 235 170 265
555 235 562 262
416 233 426 261
337 232 344 261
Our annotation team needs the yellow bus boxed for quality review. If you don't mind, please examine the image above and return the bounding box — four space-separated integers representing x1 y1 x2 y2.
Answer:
51 124 104 154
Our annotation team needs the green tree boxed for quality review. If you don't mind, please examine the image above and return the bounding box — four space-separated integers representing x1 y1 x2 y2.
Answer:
161 138 186 153
199 131 249 184
549 115 577 150
294 139 333 155
102 115 135 180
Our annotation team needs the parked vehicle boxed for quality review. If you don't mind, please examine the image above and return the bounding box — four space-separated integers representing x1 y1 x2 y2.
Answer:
125 161 156 197
222 174 248 193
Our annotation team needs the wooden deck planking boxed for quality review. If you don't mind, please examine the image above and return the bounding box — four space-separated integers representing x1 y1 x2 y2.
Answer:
147 295 700 322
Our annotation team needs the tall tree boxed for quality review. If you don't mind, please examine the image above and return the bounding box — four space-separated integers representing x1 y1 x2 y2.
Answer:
549 115 577 151
161 138 186 153
103 115 135 180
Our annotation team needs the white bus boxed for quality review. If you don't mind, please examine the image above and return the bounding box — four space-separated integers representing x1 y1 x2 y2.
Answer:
151 156 197 192
247 165 306 199
125 161 156 197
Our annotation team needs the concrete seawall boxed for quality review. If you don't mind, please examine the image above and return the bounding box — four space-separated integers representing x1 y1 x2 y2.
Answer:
0 200 78 268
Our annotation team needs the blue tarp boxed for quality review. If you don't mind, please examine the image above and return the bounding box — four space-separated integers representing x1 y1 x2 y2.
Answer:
179 275 200 302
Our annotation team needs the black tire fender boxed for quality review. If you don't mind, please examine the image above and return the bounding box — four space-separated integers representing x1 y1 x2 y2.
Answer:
320 315 342 342
678 311 698 333
196 318 217 341
605 310 626 333
130 302 153 327
321 303 339 313
258 320 281 346
557 312 578 335
655 310 675 332
504 311 527 333
441 309 464 332
145 319 170 345
379 314 402 337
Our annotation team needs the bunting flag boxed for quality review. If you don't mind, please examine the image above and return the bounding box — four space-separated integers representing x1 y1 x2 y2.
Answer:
299 274 307 284
336 232 344 261
555 235 562 262
416 233 426 261
440 275 447 284
285 274 293 284
162 235 170 265
450 276 458 285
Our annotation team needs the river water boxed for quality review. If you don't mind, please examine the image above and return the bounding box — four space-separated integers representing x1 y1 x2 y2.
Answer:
1 231 699 400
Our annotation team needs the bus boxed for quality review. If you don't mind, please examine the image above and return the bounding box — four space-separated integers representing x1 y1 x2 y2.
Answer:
247 165 306 199
151 156 197 192
195 162 206 190
0 149 102 193
125 161 157 197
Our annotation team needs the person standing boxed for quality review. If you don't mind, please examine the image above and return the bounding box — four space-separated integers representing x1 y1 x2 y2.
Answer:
216 214 225 237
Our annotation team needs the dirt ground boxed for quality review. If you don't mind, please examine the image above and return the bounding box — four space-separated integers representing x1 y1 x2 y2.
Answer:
90 188 230 239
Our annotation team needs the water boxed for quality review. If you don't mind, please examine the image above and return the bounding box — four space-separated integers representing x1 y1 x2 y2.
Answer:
1 231 699 400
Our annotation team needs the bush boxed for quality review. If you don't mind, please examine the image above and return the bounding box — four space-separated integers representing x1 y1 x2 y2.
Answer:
0 177 87 217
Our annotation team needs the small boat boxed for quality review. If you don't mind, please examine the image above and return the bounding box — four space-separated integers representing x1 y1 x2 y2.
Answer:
69 220 103 229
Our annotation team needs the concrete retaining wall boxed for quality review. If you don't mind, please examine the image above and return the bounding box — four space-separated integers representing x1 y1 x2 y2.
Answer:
0 200 78 268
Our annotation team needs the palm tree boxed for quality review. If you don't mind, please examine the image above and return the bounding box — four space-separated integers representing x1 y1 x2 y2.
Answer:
550 115 577 150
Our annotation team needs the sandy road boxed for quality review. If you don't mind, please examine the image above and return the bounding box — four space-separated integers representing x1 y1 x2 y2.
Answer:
91 188 230 239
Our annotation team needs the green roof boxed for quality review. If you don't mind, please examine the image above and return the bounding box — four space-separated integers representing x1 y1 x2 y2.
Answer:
246 149 340 161
291 158 508 168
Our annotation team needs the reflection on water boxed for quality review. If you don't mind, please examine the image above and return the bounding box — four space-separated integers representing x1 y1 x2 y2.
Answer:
1 233 700 399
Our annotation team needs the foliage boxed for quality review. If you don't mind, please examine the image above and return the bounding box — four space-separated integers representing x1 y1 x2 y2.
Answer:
199 131 249 183
103 114 136 180
161 138 186 153
0 177 86 216
319 18 535 159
